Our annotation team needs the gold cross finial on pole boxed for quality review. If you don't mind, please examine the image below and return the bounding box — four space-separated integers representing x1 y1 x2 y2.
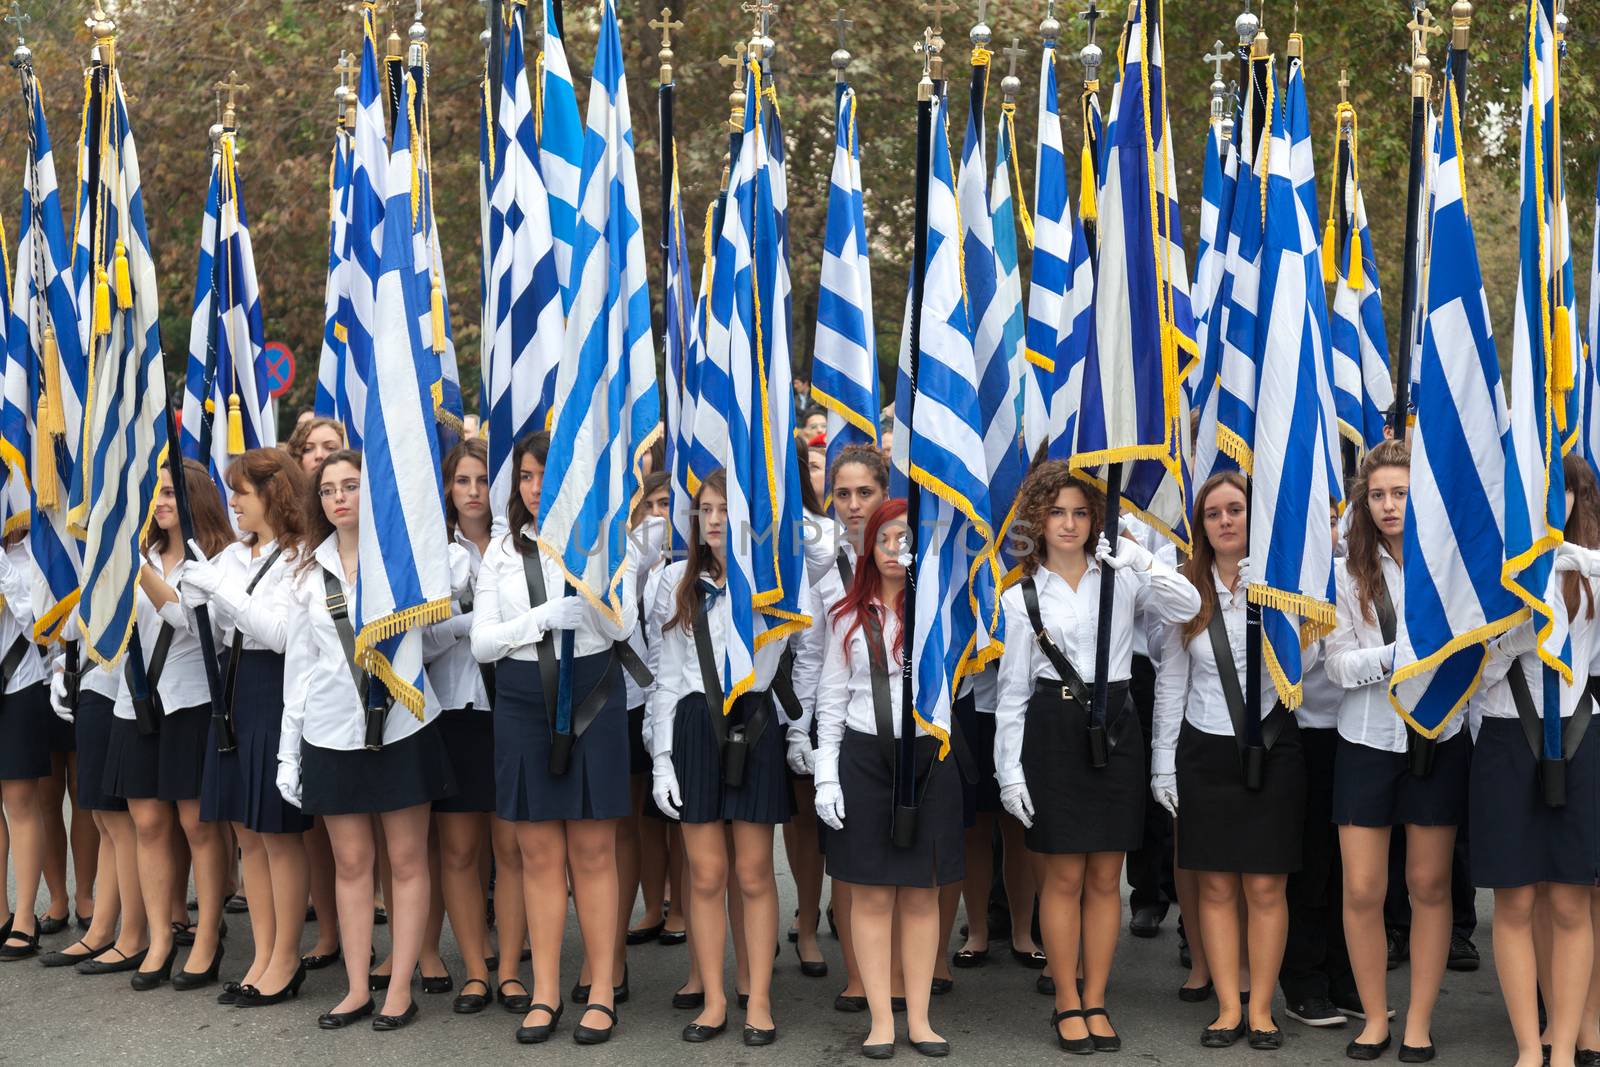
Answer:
718 41 748 130
1338 67 1350 103
649 7 684 83
214 69 248 129
915 24 937 100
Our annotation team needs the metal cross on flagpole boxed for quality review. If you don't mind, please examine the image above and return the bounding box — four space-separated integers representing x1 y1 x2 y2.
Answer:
831 10 851 81
214 70 247 130
921 0 955 81
5 3 29 43
1204 40 1231 125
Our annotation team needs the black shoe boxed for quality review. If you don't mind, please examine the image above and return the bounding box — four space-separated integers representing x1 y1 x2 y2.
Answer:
571 980 590 1004
453 977 491 1014
1447 934 1480 972
658 927 687 946
306 905 319 923
1386 927 1408 970
674 988 706 1010
223 894 248 914
373 905 389 926
930 978 953 995
515 1002 564 1044
1285 995 1347 1027
744 1024 777 1046
301 948 342 971
0 923 40 962
739 992 750 1009
952 947 988 968
1345 1035 1391 1060
1085 1007 1121 1052
130 946 177 991
911 1039 950 1057
1011 946 1048 969
173 945 225 991
574 1003 617 1044
172 921 196 947
614 965 631 1004
497 979 532 1013
38 914 69 936
1334 999 1397 1022
1179 981 1215 1003
683 1018 727 1042
1398 1042 1436 1063
1577 1051 1600 1067
1054 1010 1094 1055
1036 974 1056 996
40 939 112 968
835 993 868 1012
627 920 665 945
1178 920 1192 969
862 1041 896 1059
237 961 307 1006
318 999 375 1029
1248 1023 1283 1051
420 967 453 994
787 906 799 943
891 996 907 1013
371 1001 419 1031
1200 1021 1247 1048
795 941 828 978
1130 904 1166 938
78 945 146 975
76 912 92 931
216 981 243 1006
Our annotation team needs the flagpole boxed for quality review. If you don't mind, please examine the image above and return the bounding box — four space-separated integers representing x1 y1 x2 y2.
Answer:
1449 1 1472 107
1334 69 1358 484
1242 21 1271 768
486 0 503 131
1392 4 1439 438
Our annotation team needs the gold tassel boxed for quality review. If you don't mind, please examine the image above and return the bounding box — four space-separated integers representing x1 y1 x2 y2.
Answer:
113 240 132 310
430 281 446 354
1348 230 1365 291
1321 217 1337 284
226 393 246 455
40 325 65 438
34 432 57 509
1078 142 1097 222
92 267 111 336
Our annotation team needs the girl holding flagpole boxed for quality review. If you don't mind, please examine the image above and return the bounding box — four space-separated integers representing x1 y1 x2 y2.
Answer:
277 449 461 1032
471 431 634 1047
1325 440 1468 1060
1152 471 1309 1051
995 462 1200 1052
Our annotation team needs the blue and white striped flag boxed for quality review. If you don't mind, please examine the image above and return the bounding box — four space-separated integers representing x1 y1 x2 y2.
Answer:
811 83 879 480
315 124 352 420
408 62 464 447
662 137 698 554
485 0 564 516
341 5 391 451
1190 101 1239 489
77 59 169 668
1583 155 1600 479
1503 0 1575 742
540 0 582 307
1390 63 1522 735
987 79 1030 583
1072 0 1193 549
1328 104 1394 453
354 61 452 718
536 0 661 625
1023 40 1069 459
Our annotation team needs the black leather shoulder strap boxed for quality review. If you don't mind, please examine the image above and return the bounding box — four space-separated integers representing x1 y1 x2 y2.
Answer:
322 565 369 700
520 539 559 716
860 606 897 770
1021 576 1091 707
690 585 728 747
224 546 286 711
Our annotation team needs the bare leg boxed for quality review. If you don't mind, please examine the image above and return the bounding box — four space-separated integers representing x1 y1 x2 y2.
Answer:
126 797 176 975
515 819 570 1029
1198 871 1244 1030
418 824 447 979
836 880 865 997
957 813 995 955
853 884 898 1046
489 817 526 990
1081 852 1127 1042
1241 873 1290 1033
437 811 491 989
665 824 688 937
322 813 378 1014
613 790 641 973
1174 826 1211 990
73 812 121 956
1041 854 1088 1041
66 755 97 919
999 816 1039 955
1577 890 1600 1055
568 819 621 1032
934 881 958 983
1402 824 1457 1048
1 778 46 945
40 756 70 923
233 825 273 987
1546 884 1595 1067
731 821 779 1031
100 811 147 956
899 885 945 1045
635 791 669 933
174 799 225 974
257 831 309 991
303 818 340 957
1340 824 1393 1044
375 804 432 1018
785 777 826 968
681 821 732 1028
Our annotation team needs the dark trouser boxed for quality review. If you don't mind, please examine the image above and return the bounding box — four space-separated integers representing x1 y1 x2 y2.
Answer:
1383 807 1478 940
1125 655 1175 913
1281 726 1356 1004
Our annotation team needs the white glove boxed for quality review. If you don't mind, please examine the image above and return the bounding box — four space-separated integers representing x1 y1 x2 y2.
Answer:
814 781 846 830
633 516 667 577
651 753 682 820
1498 622 1539 658
1380 643 1397 673
528 596 587 635
1237 555 1254 589
1095 533 1154 573
1151 773 1179 817
1555 542 1600 577
276 759 302 808
786 733 815 776
180 541 224 604
49 661 72 723
1000 782 1035 828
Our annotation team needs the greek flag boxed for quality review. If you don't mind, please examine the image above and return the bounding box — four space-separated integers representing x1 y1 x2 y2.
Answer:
892 88 997 754
8 68 83 641
988 82 1029 581
1503 0 1575 742
1039 204 1096 463
485 0 564 516
77 62 169 668
353 65 452 719
182 126 273 501
1191 103 1240 489
663 136 697 553
341 5 391 451
540 0 582 307
811 83 879 481
1023 41 1068 459
0 218 19 531
315 124 352 420
1072 0 1193 550
1328 105 1394 453
1390 66 1522 735
537 0 661 624
1583 157 1600 478
408 62 463 445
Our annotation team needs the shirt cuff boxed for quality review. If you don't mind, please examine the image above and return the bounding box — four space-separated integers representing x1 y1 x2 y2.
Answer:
812 757 840 786
996 761 1026 789
1150 748 1176 776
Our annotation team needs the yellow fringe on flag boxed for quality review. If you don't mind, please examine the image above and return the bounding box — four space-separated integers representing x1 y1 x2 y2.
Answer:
226 394 246 455
430 281 446 354
1321 216 1337 284
92 267 110 336
1078 142 1097 222
113 240 132 310
1348 228 1365 290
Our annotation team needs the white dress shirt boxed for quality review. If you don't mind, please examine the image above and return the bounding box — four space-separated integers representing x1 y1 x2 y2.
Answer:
995 557 1200 788
1296 653 1342 731
470 526 636 664
785 561 846 740
1150 565 1319 775
0 542 45 694
813 602 935 786
192 538 298 653
112 549 212 721
1474 578 1600 727
279 535 442 760
424 532 490 712
803 512 848 588
646 559 816 758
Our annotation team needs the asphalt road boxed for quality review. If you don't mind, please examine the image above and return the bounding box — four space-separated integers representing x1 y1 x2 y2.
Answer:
1 848 1518 1066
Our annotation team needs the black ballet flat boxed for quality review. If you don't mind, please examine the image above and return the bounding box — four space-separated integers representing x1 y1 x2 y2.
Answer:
369 972 392 992
952 948 988 968
497 979 532 1014
795 942 828 978
40 939 112 968
371 1001 419 1032
1036 974 1056 996
835 993 868 1013
571 980 590 1004
861 1043 895 1060
130 946 176 991
1178 981 1215 1003
318 999 375 1029
173 945 225 991
373 905 389 926
216 980 243 1006
626 920 665 945
744 1024 777 1047
658 927 687 946
1247 1024 1284 1051
75 912 92 931
910 1039 950 1057
223 894 249 914
301 948 342 971
614 965 631 1004
891 997 907 1013
1084 1007 1121 1052
1577 1051 1600 1067
1054 1010 1094 1055
683 1018 727 1043
453 978 491 1014
574 1003 617 1045
38 914 69 936
1345 1035 1391 1061
420 968 453 995
0 925 40 962
236 961 306 1006
930 978 953 996
1398 1042 1436 1064
1200 1020 1247 1048
515 1002 564 1044
738 992 750 1009
672 988 705 1009
1012 947 1048 969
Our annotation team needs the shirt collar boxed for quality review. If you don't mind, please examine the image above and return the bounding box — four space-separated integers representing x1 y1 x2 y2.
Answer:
313 533 342 575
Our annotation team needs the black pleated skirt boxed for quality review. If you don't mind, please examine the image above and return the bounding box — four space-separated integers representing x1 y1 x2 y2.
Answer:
825 728 963 888
494 654 629 823
74 692 126 812
301 719 457 816
1022 681 1145 855
1176 718 1306 875
202 650 311 833
0 681 51 780
47 704 76 753
671 691 793 825
103 703 210 803
1333 731 1472 828
627 704 651 776
954 691 1000 826
1470 717 1600 888
433 708 496 814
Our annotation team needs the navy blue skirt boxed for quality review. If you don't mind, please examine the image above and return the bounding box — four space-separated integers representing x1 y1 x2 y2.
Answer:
0 682 52 780
954 692 1001 826
47 704 76 753
202 650 311 834
672 691 793 826
74 692 126 812
1470 717 1600 888
300 719 457 816
103 703 210 802
494 653 629 823
434 708 496 814
1333 731 1471 828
